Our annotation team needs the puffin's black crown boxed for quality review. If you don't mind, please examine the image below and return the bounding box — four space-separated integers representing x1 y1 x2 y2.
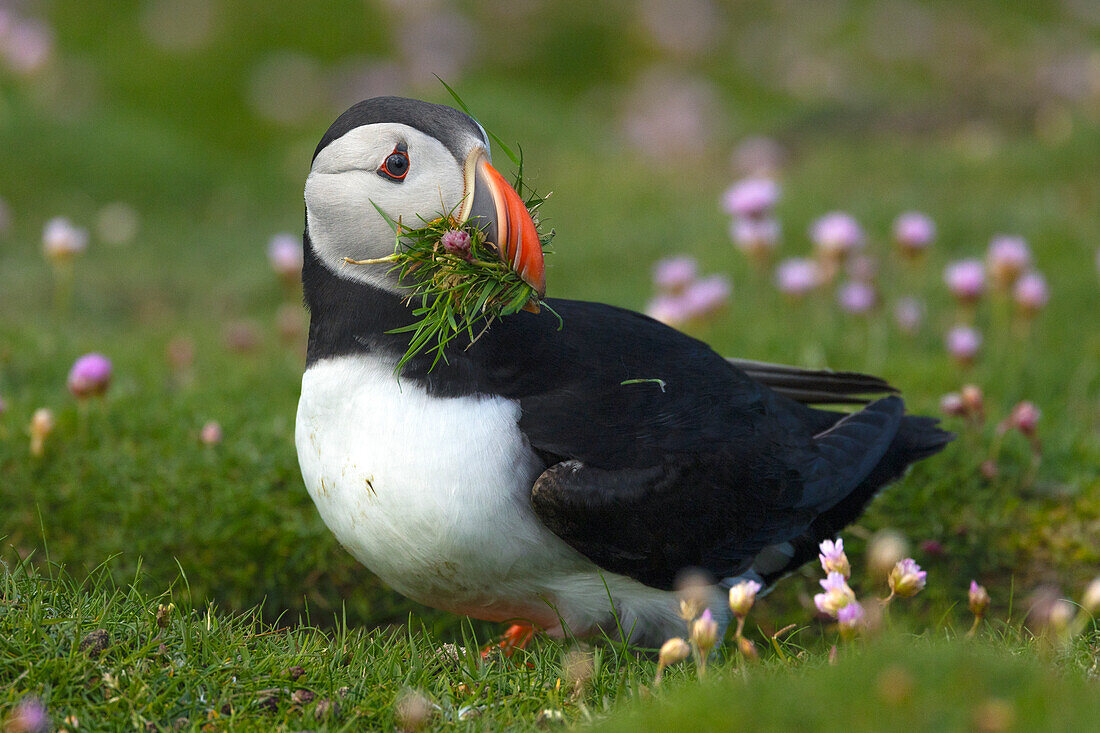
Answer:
313 96 485 163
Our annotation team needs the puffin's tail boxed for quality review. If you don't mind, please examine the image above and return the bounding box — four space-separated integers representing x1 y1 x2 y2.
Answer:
745 413 954 590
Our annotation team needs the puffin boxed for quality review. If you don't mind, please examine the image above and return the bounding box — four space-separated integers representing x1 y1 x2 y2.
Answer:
295 96 952 647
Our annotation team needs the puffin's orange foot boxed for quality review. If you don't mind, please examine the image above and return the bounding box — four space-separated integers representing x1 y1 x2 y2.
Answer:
481 622 537 660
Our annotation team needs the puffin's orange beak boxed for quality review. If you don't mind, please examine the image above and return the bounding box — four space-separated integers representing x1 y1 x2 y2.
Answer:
459 150 546 307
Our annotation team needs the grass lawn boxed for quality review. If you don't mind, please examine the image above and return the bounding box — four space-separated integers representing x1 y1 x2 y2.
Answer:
2 0 1100 729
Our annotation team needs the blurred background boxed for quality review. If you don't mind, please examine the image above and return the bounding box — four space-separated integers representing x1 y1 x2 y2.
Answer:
1 0 1099 634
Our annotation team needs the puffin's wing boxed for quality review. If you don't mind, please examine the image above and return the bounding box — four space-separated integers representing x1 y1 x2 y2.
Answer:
727 358 898 405
529 396 905 590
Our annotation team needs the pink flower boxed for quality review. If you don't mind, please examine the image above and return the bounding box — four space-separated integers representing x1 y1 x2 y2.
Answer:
681 275 731 318
267 233 303 281
818 539 851 578
987 235 1031 289
887 558 926 598
943 259 986 302
1013 271 1049 314
3 19 54 75
1007 401 1040 437
940 392 966 417
646 294 691 328
653 256 698 293
200 421 223 446
837 281 876 315
722 177 780 218
67 353 112 399
893 297 924 334
919 539 944 557
42 217 88 262
836 600 865 632
7 696 49 733
946 325 982 364
440 229 472 260
775 258 819 297
224 321 261 353
730 217 780 256
810 212 864 259
893 211 935 256
814 571 856 617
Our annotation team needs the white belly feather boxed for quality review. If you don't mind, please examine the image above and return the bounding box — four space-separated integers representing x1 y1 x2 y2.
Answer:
295 354 689 640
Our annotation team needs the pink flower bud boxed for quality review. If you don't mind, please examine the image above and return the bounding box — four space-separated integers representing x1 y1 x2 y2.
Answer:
728 579 762 618
440 229 472 260
969 580 990 617
775 257 819 297
652 256 698 294
987 235 1031 289
267 233 303 282
960 384 984 416
690 608 718 654
165 336 195 371
224 321 261 353
1013 271 1049 315
919 539 944 557
946 325 982 364
200 420 223 446
67 353 112 399
30 408 55 457
893 211 935 257
1082 577 1100 615
943 259 986 302
811 212 864 259
888 558 926 598
721 177 780 218
657 636 690 675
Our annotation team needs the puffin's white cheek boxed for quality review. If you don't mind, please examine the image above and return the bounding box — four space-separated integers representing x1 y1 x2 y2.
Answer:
306 173 398 267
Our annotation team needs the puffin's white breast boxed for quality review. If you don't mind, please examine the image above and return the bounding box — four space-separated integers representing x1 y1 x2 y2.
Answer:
295 355 579 620
295 354 687 640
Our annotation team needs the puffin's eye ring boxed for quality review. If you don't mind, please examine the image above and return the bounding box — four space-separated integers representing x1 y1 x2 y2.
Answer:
378 143 410 182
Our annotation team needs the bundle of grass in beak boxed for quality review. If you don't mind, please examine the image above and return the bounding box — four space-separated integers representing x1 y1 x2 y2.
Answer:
345 182 556 374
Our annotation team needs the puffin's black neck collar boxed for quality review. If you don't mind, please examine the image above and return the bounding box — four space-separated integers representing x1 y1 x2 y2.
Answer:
301 230 487 394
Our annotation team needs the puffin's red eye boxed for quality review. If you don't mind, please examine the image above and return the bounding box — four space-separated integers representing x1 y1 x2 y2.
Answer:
378 143 409 181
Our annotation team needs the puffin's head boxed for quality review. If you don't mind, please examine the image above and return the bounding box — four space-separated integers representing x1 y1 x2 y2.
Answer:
304 96 545 297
